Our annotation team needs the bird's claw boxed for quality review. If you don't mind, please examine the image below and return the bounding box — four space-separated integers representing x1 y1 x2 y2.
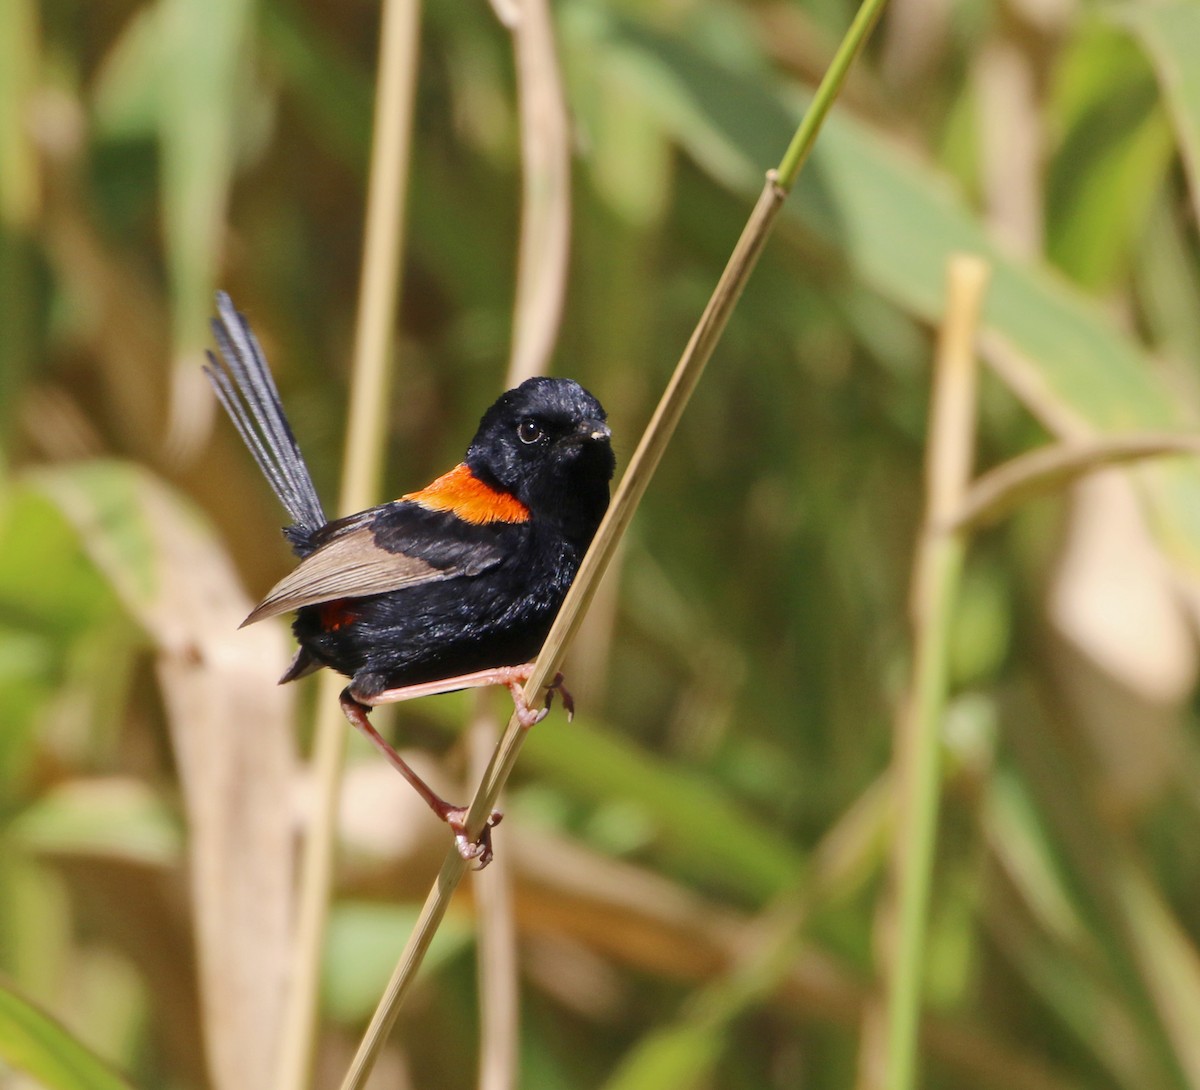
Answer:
513 698 549 728
509 670 574 727
545 672 575 722
445 807 503 869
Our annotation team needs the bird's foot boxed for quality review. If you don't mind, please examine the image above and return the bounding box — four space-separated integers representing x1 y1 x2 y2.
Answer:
491 665 574 727
443 807 504 869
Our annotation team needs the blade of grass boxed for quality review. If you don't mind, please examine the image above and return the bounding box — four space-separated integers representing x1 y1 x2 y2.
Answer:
273 2 422 1088
1002 685 1200 1088
1115 1 1200 228
158 0 252 461
0 0 38 230
0 977 136 1090
599 778 890 1090
339 2 888 1084
0 0 38 443
877 254 990 1090
985 774 1180 1088
1114 856 1200 1085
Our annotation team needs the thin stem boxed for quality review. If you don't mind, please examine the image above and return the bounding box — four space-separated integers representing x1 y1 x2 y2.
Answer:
507 0 572 384
473 0 574 1083
881 254 990 1090
950 433 1200 532
776 0 888 189
273 2 421 1088
470 706 520 1090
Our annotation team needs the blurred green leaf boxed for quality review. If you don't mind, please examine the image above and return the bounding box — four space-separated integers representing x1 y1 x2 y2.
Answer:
322 902 473 1024
0 979 136 1090
10 779 181 867
154 0 256 454
157 0 253 333
592 13 1173 424
1046 24 1172 289
518 708 802 900
0 485 125 632
0 485 133 785
1116 859 1200 1087
0 0 37 229
93 5 164 140
25 463 167 611
1135 193 1200 366
1116 0 1200 222
601 1022 722 1090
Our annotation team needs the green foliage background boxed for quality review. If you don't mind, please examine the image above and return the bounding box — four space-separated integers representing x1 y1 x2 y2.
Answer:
4 1 1200 1088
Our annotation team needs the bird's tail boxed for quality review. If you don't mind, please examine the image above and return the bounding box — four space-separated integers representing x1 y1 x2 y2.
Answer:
204 292 327 551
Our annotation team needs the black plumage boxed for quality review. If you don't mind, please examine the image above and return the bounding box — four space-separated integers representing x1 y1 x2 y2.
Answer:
204 292 615 863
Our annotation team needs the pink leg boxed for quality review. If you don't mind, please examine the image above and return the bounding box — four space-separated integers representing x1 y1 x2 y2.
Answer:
354 663 574 729
339 689 501 866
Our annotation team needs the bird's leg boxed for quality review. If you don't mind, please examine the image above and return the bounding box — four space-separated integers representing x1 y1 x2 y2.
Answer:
359 664 574 728
338 689 501 867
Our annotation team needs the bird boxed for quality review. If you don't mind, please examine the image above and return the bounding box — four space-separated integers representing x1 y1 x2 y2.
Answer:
203 292 614 864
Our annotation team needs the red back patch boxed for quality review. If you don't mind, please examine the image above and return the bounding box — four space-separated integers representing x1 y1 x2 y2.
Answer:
318 598 360 632
403 463 530 525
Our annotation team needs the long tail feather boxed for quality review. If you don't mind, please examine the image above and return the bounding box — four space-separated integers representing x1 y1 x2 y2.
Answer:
204 292 327 543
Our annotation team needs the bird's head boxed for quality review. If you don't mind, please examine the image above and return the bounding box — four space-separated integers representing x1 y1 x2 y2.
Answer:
467 377 615 542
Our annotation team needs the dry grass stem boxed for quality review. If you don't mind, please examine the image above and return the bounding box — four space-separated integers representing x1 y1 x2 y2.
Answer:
950 434 1200 531
274 2 422 1087
470 711 521 1090
507 0 571 385
924 255 989 526
470 1 574 1085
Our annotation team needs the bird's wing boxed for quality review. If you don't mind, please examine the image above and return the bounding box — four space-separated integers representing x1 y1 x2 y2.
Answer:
241 502 513 626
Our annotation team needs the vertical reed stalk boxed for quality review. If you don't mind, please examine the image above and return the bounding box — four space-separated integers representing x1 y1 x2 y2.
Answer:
471 0 573 1086
273 2 421 1087
880 255 989 1090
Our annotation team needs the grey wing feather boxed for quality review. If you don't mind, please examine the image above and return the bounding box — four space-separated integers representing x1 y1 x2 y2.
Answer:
243 529 445 626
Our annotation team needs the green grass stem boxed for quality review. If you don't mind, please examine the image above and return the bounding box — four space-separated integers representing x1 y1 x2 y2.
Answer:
776 0 888 190
881 255 989 1090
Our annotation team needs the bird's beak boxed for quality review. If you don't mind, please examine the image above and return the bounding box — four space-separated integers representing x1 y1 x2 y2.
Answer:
577 419 611 442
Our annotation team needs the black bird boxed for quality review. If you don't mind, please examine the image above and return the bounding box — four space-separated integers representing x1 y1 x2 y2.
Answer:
204 293 614 863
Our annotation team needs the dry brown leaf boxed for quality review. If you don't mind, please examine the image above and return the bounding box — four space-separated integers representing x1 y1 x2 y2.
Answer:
33 460 296 1090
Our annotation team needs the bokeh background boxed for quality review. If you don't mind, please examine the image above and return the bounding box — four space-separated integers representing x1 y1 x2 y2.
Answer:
4 0 1200 1088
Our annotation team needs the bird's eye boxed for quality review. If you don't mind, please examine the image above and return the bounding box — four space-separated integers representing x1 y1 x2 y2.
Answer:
517 419 544 445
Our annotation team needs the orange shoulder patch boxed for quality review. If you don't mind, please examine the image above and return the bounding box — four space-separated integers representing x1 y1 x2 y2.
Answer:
403 463 530 525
